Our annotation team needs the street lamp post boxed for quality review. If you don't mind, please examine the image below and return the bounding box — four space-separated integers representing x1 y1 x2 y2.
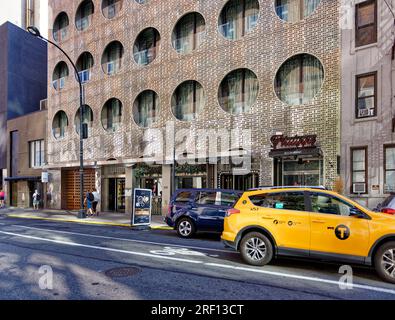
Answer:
28 26 86 219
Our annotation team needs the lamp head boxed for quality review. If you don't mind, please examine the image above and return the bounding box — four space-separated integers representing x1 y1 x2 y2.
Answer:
27 26 41 38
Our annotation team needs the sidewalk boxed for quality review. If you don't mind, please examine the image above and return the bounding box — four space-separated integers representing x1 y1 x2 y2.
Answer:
0 207 172 230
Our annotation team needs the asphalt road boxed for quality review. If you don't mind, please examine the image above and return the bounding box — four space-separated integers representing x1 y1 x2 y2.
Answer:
0 214 394 300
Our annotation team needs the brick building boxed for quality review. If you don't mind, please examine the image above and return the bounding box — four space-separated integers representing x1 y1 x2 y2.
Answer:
46 0 341 216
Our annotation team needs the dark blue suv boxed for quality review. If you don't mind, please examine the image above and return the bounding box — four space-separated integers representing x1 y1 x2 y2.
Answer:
165 188 242 238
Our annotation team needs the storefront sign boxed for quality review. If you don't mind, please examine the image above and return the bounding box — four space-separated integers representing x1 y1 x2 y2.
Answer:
271 135 317 150
131 188 152 226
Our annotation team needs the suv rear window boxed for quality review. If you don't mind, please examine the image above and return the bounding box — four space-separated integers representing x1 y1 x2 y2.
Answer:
249 192 306 211
175 191 193 203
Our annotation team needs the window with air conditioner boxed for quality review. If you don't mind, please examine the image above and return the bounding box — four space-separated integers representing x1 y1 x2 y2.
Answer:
356 72 376 119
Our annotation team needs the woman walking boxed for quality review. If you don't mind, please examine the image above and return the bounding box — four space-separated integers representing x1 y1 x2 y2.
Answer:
0 189 5 209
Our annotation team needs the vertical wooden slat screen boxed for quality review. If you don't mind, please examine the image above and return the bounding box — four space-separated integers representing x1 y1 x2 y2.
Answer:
61 169 95 210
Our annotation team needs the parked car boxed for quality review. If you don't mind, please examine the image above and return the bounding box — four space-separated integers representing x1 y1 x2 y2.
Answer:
221 187 395 284
373 193 395 215
165 188 242 238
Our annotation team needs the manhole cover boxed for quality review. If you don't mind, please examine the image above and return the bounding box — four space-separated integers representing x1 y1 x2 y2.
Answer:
104 267 141 278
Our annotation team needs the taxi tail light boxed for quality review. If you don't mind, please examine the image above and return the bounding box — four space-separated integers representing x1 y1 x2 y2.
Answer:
226 208 240 217
381 208 395 215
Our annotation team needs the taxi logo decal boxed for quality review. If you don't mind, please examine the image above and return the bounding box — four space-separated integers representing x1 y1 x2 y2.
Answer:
335 225 350 240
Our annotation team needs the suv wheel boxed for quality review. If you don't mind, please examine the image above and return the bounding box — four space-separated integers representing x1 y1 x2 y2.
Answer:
374 241 395 284
240 232 273 266
176 217 195 238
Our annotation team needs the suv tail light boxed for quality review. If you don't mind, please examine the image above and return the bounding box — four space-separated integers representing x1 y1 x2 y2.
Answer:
168 204 173 216
226 208 240 217
381 208 395 215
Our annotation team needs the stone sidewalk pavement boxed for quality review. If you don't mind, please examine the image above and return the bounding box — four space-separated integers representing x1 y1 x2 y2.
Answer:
0 207 171 229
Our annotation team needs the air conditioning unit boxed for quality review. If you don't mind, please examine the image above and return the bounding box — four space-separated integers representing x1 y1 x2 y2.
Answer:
358 108 373 118
353 183 366 194
40 99 47 110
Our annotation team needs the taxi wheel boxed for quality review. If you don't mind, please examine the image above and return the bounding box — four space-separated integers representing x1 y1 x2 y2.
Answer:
374 241 395 284
176 217 196 238
240 232 273 266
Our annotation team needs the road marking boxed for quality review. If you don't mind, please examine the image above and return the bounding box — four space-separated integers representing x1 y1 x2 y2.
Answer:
9 224 235 254
1 229 395 296
0 230 203 264
205 263 395 296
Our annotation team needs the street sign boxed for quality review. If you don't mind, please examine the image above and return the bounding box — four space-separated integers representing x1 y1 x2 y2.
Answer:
41 172 49 183
131 188 152 226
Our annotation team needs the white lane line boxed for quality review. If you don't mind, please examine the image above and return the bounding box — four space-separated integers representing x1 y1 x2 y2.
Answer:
0 230 203 264
205 263 395 295
1 229 395 296
9 224 235 254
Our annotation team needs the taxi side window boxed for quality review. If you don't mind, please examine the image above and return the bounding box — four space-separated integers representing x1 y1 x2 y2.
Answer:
310 193 353 216
249 192 305 211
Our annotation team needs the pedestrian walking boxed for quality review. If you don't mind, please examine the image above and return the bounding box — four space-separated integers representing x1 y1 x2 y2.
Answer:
0 189 5 209
32 190 40 210
84 190 94 217
92 188 100 216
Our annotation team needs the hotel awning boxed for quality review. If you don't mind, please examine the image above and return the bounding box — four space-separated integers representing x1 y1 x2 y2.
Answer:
5 176 41 182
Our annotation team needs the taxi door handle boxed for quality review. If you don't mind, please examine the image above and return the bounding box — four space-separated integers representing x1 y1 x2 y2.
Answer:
262 216 274 219
312 220 325 224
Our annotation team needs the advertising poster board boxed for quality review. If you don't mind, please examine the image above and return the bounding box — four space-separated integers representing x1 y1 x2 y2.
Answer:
131 188 152 226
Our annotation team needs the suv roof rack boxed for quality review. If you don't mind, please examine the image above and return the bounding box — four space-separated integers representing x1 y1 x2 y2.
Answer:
248 186 327 191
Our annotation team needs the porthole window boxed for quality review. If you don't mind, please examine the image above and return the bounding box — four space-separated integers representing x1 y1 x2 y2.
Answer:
218 68 259 114
76 0 94 31
275 54 324 105
135 0 147 3
218 0 259 40
74 105 93 135
172 81 205 121
275 0 322 23
52 111 69 139
53 12 69 42
52 61 69 90
133 28 160 66
76 52 94 83
133 90 159 127
102 0 123 19
172 12 206 54
101 98 123 132
101 41 124 75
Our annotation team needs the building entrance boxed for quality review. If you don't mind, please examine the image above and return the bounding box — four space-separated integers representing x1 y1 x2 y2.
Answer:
107 178 125 212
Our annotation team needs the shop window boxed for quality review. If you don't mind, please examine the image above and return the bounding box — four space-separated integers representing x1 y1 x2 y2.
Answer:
52 61 69 90
172 12 206 54
52 111 69 139
76 0 94 31
356 72 376 119
102 0 123 19
275 0 321 23
53 12 69 42
74 105 93 136
355 0 377 47
275 54 324 106
351 147 367 194
218 68 259 114
76 52 94 83
29 140 45 168
249 192 306 211
101 98 123 132
218 0 259 40
172 80 205 121
133 90 159 127
133 28 160 66
101 41 124 75
385 146 395 193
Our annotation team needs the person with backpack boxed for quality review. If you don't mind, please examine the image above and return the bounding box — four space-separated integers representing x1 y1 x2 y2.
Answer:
84 190 94 217
92 188 100 216
32 190 40 210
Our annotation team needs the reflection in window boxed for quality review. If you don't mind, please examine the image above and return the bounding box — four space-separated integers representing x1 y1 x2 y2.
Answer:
74 105 93 135
133 28 160 66
29 140 45 168
351 147 367 194
218 68 259 114
102 0 123 19
101 98 123 132
356 73 376 119
275 54 324 105
101 41 124 75
355 0 377 47
249 192 306 211
133 90 159 127
52 111 69 139
52 61 69 90
76 0 94 31
218 0 259 40
53 12 69 42
310 193 353 216
76 52 94 83
275 0 321 23
172 12 206 54
385 146 395 193
172 81 204 121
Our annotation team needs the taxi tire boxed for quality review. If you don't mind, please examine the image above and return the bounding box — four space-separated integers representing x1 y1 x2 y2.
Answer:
176 217 196 238
240 232 273 266
374 241 395 284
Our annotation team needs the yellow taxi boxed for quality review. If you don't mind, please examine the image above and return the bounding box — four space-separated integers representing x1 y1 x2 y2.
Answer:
221 187 395 283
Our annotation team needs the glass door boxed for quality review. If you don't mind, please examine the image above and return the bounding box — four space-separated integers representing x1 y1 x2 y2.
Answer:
282 159 322 186
116 178 125 212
